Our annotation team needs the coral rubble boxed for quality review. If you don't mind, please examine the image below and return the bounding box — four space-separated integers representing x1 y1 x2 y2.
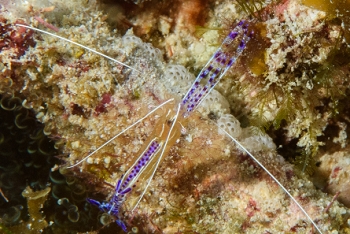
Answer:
1 0 350 233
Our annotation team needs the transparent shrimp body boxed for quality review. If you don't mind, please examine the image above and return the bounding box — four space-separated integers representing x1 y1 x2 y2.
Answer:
87 101 182 231
85 20 252 231
16 20 323 233
87 18 321 232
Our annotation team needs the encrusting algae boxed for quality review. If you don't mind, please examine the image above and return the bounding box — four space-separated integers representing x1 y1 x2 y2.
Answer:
7 186 51 234
1 0 350 233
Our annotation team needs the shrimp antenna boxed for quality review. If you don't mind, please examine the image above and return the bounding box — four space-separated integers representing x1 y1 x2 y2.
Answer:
217 125 323 234
67 98 174 168
15 24 140 73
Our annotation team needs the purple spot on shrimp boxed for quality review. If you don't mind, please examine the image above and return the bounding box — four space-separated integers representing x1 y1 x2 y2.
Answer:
227 59 234 67
215 57 222 64
239 41 246 49
221 58 226 65
200 71 208 78
214 51 221 58
87 198 101 207
229 31 238 40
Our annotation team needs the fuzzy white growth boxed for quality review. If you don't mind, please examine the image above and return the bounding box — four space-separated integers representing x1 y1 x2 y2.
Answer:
123 34 162 61
67 98 175 168
143 43 163 61
217 114 242 138
217 125 323 234
163 65 194 95
16 24 140 73
122 34 143 47
197 89 230 116
240 126 276 152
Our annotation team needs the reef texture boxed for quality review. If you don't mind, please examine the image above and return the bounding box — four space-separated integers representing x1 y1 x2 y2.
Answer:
1 0 350 233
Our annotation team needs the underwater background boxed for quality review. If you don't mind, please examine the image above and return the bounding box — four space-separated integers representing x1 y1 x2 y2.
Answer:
1 0 350 233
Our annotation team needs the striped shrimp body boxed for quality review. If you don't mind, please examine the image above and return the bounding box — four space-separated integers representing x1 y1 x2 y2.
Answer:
16 19 324 233
87 100 182 231
83 20 253 231
181 20 251 116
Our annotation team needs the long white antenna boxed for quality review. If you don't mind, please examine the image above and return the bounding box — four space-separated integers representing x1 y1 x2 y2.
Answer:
67 98 174 168
217 125 323 234
15 24 140 73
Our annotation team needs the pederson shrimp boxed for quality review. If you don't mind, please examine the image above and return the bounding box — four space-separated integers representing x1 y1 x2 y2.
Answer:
16 19 323 233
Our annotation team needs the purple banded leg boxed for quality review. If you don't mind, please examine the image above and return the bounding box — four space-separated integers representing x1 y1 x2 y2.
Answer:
116 219 128 232
87 198 120 216
115 177 123 192
87 198 101 207
87 198 128 231
120 187 132 195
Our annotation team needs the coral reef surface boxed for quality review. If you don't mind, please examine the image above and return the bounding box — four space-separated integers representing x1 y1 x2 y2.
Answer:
1 0 350 233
